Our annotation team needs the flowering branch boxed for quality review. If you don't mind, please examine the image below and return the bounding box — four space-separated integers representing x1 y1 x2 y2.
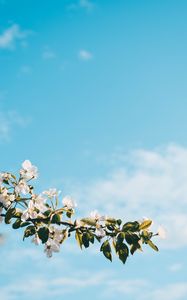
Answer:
0 160 164 263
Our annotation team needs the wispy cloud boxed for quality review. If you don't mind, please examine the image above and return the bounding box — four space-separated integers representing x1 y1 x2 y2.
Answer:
144 282 187 300
42 50 56 60
0 110 30 142
79 0 94 11
79 49 93 60
105 279 148 296
70 144 187 249
0 270 109 299
107 280 187 300
169 263 183 272
68 0 95 12
2 267 186 300
18 65 32 76
0 24 31 50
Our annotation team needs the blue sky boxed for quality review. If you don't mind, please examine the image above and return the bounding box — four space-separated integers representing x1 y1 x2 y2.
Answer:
0 0 187 299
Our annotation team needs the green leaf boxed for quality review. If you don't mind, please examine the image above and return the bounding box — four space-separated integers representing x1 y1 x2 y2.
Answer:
3 179 9 185
12 218 22 229
94 235 102 243
147 240 159 251
117 232 125 243
75 231 83 249
105 218 117 224
10 174 17 180
87 232 94 244
14 211 22 217
141 230 153 243
117 243 129 264
5 208 16 224
122 221 140 232
117 219 122 226
125 233 140 245
61 229 68 244
100 240 112 262
103 249 112 261
43 210 52 217
51 214 61 225
82 232 90 248
100 240 109 251
81 218 97 226
20 221 31 227
23 225 36 239
37 227 49 244
106 225 114 231
130 242 142 255
139 220 152 230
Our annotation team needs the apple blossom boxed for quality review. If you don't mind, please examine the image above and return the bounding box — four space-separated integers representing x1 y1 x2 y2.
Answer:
32 194 47 213
157 225 166 239
15 180 30 195
75 219 84 228
0 172 12 184
43 188 59 198
0 188 15 207
21 200 38 221
44 238 60 258
62 195 77 209
31 234 41 245
20 160 38 180
90 210 105 222
95 227 106 238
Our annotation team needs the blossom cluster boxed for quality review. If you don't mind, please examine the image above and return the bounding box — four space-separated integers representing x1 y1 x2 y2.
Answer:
0 160 164 263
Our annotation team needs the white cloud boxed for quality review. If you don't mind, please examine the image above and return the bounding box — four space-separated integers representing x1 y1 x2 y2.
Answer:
0 270 109 299
42 50 56 60
70 144 187 249
3 269 186 300
79 0 94 10
0 24 31 50
105 279 148 296
145 282 187 300
68 0 95 12
105 280 187 300
19 65 32 75
169 263 183 272
0 110 30 142
79 49 93 60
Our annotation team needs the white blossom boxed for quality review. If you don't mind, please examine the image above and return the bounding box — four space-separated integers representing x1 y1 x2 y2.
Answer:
32 194 47 213
31 234 41 245
62 195 77 209
53 227 64 243
90 210 105 221
21 200 38 221
15 180 30 195
20 160 38 180
95 227 106 238
0 172 11 185
44 238 60 258
75 219 84 228
157 225 166 239
0 188 15 207
43 188 59 199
